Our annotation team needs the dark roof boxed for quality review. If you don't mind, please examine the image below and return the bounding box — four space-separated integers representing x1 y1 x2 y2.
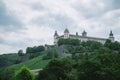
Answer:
54 31 58 36
109 30 113 36
82 30 87 34
64 28 69 33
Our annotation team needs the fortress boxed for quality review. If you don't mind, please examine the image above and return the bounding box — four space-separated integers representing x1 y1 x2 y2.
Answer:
54 28 115 45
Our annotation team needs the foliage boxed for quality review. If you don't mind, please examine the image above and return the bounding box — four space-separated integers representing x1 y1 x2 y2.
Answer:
18 49 24 56
0 54 19 68
77 60 101 80
38 39 120 80
37 69 56 80
38 59 68 80
9 55 50 70
0 55 51 80
58 38 80 46
105 40 120 51
15 66 34 80
1 39 120 80
0 68 15 80
26 45 45 54
81 41 103 52
43 49 58 60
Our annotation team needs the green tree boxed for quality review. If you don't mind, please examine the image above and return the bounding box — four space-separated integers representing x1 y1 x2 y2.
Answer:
26 45 45 54
26 47 33 53
18 49 24 56
81 41 102 52
98 47 110 54
38 60 68 80
104 39 112 48
77 60 101 80
37 69 56 80
15 66 34 80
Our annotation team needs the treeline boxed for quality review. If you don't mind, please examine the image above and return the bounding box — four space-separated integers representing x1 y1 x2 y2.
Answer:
58 39 120 55
58 38 80 46
26 46 45 54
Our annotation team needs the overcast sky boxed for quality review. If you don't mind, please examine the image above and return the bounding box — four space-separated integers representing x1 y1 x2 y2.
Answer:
0 0 120 54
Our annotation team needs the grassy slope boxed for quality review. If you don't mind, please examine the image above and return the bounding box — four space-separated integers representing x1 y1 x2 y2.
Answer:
9 55 50 70
0 53 19 68
0 53 18 59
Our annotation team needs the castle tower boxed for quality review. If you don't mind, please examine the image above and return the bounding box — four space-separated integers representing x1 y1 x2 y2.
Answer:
82 30 87 37
64 28 69 39
109 30 114 42
54 31 59 45
76 32 78 36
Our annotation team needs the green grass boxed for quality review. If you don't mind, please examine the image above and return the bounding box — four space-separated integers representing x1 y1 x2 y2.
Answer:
9 55 50 70
0 53 19 68
0 53 18 60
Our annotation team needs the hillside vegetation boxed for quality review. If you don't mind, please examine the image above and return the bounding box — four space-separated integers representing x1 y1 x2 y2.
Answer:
9 55 50 70
0 45 45 69
0 38 120 80
0 53 19 68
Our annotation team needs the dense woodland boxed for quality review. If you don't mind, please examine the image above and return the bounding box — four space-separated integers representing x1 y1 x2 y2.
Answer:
0 39 120 80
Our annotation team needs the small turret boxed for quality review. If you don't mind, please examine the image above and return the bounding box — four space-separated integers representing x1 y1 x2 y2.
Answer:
64 28 69 38
54 31 58 37
82 30 87 37
109 30 114 42
54 31 59 45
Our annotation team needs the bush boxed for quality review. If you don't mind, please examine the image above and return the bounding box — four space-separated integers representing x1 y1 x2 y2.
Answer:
14 66 34 80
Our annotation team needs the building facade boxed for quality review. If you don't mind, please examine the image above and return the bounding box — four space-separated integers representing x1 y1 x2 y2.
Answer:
54 28 115 45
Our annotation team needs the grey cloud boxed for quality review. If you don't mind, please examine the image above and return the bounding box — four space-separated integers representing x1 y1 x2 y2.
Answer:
0 1 24 31
72 0 118 19
112 0 120 9
31 3 44 11
32 13 75 30
0 38 5 44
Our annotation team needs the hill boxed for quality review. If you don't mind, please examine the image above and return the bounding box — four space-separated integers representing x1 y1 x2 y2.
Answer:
9 55 50 70
0 39 120 80
0 53 19 68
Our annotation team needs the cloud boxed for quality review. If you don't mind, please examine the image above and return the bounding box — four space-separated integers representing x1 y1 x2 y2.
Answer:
112 0 120 9
0 0 120 54
0 1 23 27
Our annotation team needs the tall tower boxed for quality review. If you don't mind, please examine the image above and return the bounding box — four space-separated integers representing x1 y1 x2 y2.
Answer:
76 32 78 36
64 28 69 39
82 30 87 37
109 30 114 42
54 31 59 45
